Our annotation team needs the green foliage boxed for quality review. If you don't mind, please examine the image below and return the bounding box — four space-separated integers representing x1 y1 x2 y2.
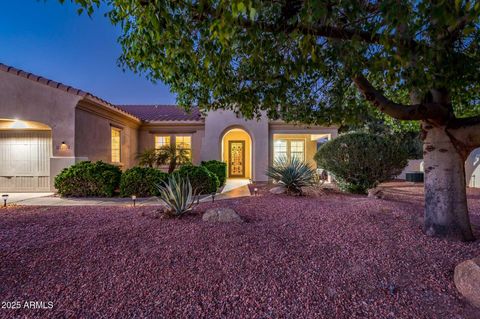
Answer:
157 174 199 217
177 164 220 194
119 166 168 197
315 132 409 194
265 156 317 194
68 0 480 125
137 145 191 173
54 161 121 197
201 160 227 186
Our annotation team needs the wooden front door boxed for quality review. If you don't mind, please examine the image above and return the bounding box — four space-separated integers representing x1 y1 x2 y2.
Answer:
228 140 245 178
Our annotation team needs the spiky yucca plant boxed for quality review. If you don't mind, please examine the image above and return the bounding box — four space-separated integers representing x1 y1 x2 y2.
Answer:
156 174 199 217
266 156 316 194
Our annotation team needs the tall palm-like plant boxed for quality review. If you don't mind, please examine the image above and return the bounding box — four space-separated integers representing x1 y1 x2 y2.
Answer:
136 145 191 173
156 144 191 173
266 156 316 195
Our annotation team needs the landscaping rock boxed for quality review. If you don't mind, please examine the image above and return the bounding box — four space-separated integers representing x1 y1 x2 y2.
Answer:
202 207 243 223
368 188 385 199
269 186 286 194
454 257 480 308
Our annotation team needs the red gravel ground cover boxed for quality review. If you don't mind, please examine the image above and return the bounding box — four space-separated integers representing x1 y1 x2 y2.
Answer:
1 183 479 318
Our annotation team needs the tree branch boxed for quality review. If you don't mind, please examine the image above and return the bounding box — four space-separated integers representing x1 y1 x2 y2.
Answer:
352 75 450 121
448 116 480 149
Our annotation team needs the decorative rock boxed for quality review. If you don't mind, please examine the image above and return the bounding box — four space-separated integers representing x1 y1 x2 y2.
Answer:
454 257 480 308
202 207 243 223
368 188 384 199
269 186 286 194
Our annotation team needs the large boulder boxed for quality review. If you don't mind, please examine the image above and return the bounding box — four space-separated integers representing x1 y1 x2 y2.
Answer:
368 187 385 199
202 207 243 223
269 186 286 194
454 257 480 308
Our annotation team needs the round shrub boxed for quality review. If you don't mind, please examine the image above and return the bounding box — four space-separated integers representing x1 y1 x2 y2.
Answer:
201 160 227 186
120 166 168 197
54 161 122 197
177 164 219 194
314 132 408 194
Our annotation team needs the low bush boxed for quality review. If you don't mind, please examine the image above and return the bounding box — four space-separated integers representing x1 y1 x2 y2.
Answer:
120 166 168 197
157 174 199 217
314 132 408 194
266 156 317 194
201 160 227 186
177 164 219 194
54 161 122 197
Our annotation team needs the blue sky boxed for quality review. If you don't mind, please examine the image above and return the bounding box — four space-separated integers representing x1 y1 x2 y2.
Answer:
0 1 176 104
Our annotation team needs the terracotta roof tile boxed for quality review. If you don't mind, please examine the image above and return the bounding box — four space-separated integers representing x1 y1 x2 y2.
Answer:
116 104 203 122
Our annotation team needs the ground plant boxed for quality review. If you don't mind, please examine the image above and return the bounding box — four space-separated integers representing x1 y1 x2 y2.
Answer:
54 161 122 197
315 132 408 194
266 156 316 194
156 174 199 217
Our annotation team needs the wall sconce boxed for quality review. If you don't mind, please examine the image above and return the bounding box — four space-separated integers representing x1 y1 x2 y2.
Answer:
131 195 137 207
57 141 70 151
2 194 8 207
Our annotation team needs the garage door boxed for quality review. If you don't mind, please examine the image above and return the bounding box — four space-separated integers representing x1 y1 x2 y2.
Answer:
0 131 52 192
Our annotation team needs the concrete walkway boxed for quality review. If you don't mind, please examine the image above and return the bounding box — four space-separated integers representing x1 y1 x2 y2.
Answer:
6 179 251 206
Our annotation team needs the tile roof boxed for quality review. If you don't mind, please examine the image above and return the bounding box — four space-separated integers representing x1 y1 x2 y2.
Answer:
116 104 203 122
0 63 139 120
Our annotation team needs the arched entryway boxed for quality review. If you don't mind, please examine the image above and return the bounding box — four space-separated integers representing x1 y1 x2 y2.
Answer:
0 119 52 192
221 127 253 180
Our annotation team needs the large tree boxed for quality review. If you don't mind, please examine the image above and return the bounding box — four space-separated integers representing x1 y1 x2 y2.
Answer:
70 0 480 241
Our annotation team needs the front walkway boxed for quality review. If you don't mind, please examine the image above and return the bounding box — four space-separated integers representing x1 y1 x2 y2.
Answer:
5 179 251 206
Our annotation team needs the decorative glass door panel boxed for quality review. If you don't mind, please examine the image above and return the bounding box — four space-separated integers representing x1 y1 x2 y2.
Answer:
229 141 245 178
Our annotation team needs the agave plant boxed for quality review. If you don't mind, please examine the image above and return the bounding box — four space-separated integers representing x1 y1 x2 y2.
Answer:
156 174 199 217
266 156 316 194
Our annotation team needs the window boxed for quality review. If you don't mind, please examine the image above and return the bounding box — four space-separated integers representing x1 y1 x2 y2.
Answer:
175 135 192 159
273 139 305 162
290 140 305 161
111 128 121 163
155 136 171 149
274 140 287 161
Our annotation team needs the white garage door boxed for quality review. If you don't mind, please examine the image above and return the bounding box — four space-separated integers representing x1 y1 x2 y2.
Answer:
0 131 52 192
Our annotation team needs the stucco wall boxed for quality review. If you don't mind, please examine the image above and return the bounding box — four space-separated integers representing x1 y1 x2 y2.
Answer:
466 148 480 188
0 70 80 157
75 104 139 169
201 110 269 181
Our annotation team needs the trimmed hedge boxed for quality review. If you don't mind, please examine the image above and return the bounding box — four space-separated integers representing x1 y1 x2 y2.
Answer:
177 164 219 194
54 161 122 197
201 160 227 186
120 166 168 197
314 132 408 194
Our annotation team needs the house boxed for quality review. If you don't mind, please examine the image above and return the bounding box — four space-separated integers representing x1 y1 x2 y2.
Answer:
0 63 337 192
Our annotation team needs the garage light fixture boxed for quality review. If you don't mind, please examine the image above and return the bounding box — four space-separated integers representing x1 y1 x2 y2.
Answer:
2 194 8 207
58 141 70 151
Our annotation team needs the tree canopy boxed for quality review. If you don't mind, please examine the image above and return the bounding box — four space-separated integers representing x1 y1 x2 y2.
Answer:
69 0 480 129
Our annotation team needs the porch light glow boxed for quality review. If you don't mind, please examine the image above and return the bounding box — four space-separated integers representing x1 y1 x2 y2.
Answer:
11 119 28 129
59 141 69 151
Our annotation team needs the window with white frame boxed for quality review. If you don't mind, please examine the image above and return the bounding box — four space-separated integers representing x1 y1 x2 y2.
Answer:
111 128 121 163
155 136 171 149
274 139 305 162
175 135 192 160
274 140 288 161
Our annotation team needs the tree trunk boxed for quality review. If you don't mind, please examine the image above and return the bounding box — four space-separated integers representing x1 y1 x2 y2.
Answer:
422 122 475 241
